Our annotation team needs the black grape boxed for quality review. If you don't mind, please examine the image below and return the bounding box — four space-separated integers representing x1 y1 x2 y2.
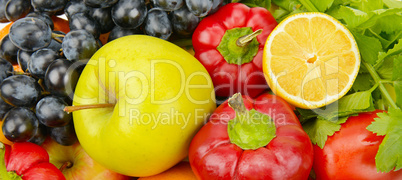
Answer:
31 0 68 13
0 57 14 83
108 25 141 42
2 107 39 142
47 31 65 54
145 8 172 40
0 94 12 119
210 0 224 14
28 124 48 145
9 17 52 52
0 35 19 65
84 0 119 8
152 0 184 11
112 0 147 29
0 75 42 107
35 96 72 127
17 50 32 72
62 30 99 61
26 12 54 30
50 121 78 146
29 48 59 79
44 59 81 99
0 0 8 23
5 0 32 22
170 6 200 37
69 12 101 38
89 7 115 34
186 0 213 17
64 0 91 19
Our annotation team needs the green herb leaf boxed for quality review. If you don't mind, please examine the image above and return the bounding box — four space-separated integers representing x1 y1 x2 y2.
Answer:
367 108 402 172
242 0 271 9
377 38 402 65
350 0 383 12
338 6 369 28
374 14 402 34
309 0 334 12
393 55 402 107
352 73 375 91
303 117 344 148
272 0 303 12
358 8 402 30
394 81 402 107
383 0 402 8
376 56 394 80
353 32 384 65
272 7 290 20
300 91 375 148
298 90 375 122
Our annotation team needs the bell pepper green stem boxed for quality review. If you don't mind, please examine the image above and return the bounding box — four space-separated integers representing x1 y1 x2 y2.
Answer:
228 93 248 115
236 29 263 47
227 93 276 150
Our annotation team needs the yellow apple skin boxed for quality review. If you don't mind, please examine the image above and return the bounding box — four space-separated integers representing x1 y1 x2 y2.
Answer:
72 35 216 177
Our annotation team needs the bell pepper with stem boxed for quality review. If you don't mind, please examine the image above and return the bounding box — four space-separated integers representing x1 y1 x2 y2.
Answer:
189 92 314 179
192 3 278 98
0 142 65 180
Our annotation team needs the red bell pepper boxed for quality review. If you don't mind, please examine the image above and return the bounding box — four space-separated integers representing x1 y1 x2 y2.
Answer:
0 142 65 180
189 93 313 179
192 3 277 98
313 110 402 179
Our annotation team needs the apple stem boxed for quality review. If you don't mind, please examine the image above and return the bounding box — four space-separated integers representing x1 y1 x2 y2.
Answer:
64 104 115 113
59 161 73 172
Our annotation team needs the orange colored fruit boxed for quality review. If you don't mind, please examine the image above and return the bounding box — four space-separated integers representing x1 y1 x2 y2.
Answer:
263 12 360 109
52 16 70 34
138 162 196 180
0 120 13 145
0 22 12 41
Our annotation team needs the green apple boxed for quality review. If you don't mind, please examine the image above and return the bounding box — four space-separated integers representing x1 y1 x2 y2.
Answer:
41 138 130 180
71 35 216 177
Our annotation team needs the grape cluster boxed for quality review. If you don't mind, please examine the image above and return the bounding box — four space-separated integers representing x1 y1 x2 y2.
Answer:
0 0 226 146
0 0 86 146
62 0 221 41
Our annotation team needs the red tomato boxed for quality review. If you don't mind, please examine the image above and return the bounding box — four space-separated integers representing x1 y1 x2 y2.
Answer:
313 110 402 179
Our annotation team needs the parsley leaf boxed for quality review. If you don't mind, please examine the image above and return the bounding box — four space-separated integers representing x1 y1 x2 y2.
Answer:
353 32 384 65
304 0 334 12
393 55 402 107
383 0 402 8
303 117 342 148
350 0 383 12
242 0 271 9
367 108 402 172
338 6 369 28
301 91 375 148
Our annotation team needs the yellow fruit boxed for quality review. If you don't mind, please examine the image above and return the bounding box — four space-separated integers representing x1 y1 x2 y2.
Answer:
72 35 216 177
263 12 360 109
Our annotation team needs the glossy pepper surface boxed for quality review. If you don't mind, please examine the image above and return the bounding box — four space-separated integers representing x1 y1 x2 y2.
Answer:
0 142 65 180
189 93 313 179
192 3 277 98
